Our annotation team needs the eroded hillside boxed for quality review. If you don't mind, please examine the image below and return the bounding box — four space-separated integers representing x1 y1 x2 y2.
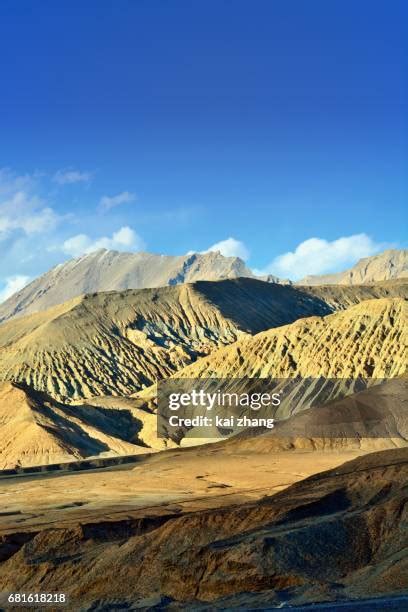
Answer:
0 279 334 400
0 382 168 469
0 449 406 608
173 297 407 380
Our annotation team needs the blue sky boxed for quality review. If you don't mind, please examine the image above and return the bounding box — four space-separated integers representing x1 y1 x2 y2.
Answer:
0 0 406 297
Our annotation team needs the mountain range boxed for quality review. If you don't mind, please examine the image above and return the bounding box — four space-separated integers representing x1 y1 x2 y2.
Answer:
0 247 406 322
0 279 333 401
0 249 251 323
299 248 408 285
0 243 406 608
0 278 406 403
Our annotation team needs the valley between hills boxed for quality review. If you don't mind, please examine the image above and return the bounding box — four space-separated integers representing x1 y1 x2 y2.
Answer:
0 248 406 610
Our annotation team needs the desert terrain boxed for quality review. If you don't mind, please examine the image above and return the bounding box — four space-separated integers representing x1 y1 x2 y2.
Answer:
0 248 406 610
0 447 406 610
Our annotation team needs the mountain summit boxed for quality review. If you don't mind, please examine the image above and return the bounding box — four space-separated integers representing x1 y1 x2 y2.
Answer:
1 247 407 323
0 249 253 323
298 248 408 285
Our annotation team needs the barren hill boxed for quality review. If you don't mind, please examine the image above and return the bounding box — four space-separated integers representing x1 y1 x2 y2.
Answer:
0 382 165 469
2 247 406 324
218 378 408 453
173 297 407 380
0 279 335 400
301 278 408 310
0 249 253 323
298 248 408 285
3 377 406 470
0 449 406 608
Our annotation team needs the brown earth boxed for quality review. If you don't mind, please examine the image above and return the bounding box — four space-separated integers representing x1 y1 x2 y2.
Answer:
0 278 337 401
173 297 407 380
0 448 406 610
0 382 169 470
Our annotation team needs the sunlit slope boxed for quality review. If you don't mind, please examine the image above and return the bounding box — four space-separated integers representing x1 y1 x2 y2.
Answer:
0 449 406 607
0 249 254 323
173 297 407 379
217 378 408 452
0 278 335 400
0 382 156 469
298 248 408 285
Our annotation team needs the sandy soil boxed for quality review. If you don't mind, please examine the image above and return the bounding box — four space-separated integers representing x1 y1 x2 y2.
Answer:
0 446 364 534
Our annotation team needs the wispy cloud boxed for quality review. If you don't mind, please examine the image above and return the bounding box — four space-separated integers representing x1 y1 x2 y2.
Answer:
53 168 92 185
203 237 250 261
0 168 63 239
0 192 61 236
258 234 386 280
62 226 145 257
0 167 37 195
0 275 31 303
0 168 70 296
99 191 135 212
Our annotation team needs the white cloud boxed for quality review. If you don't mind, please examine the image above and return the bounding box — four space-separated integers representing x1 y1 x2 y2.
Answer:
204 237 250 261
53 168 92 185
0 191 61 238
99 191 135 212
0 167 36 195
0 169 68 287
260 234 384 280
0 275 31 303
62 226 145 257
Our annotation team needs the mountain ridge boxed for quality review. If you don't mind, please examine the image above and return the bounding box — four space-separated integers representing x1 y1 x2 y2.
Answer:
172 296 407 381
0 249 253 323
0 381 158 469
0 278 336 400
1 247 407 323
297 248 408 285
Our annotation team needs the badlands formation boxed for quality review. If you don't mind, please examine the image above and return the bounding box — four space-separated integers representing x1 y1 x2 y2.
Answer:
0 274 405 467
174 297 407 380
0 277 405 403
0 248 406 610
0 278 334 401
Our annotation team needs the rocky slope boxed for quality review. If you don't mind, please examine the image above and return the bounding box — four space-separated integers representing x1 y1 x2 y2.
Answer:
0 449 406 609
173 297 407 380
2 247 406 323
298 248 408 285
301 278 408 311
0 249 253 323
0 279 334 401
3 377 405 471
217 378 408 452
0 382 166 469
